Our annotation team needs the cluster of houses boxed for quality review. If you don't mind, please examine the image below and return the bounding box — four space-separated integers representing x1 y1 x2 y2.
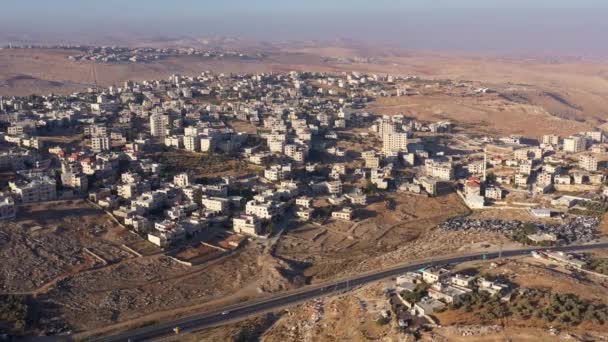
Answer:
458 131 608 210
62 45 260 64
395 268 511 320
0 71 424 243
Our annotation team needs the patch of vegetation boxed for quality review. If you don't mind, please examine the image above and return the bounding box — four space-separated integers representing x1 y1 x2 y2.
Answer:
152 150 248 179
0 295 30 334
509 223 556 246
450 291 510 320
375 316 391 325
570 201 608 217
364 179 378 194
312 205 335 222
511 223 537 244
400 282 431 304
586 258 608 276
448 288 608 326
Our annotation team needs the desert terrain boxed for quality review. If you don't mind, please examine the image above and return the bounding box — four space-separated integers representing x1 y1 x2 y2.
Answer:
0 185 516 337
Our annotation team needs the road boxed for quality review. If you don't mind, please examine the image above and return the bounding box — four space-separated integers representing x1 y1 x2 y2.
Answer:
91 242 608 342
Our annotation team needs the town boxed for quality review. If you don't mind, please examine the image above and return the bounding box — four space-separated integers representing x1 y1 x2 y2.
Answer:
0 44 264 64
1 69 608 338
1 71 607 249
3 1 608 340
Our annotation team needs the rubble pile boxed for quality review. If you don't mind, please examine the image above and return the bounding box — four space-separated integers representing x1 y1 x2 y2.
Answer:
275 300 324 342
0 228 84 292
440 216 599 243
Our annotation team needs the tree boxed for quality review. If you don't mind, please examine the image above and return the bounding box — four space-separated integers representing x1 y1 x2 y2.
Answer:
364 179 377 194
266 223 275 234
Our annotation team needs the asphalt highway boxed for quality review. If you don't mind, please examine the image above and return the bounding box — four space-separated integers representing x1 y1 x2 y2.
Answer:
91 242 608 342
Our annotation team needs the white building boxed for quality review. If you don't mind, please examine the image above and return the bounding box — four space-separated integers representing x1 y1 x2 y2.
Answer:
245 200 281 220
183 135 201 152
584 131 603 143
382 132 408 154
9 177 57 203
425 160 454 181
484 186 503 201
542 134 560 146
295 196 312 208
91 135 111 152
173 173 191 187
150 113 170 137
201 196 229 214
563 135 586 153
117 183 138 199
326 180 343 196
147 221 186 247
579 154 598 172
332 207 353 221
233 215 263 236
264 165 291 182
421 268 451 284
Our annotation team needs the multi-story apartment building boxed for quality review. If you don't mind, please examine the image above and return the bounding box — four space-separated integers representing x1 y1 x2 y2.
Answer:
245 200 281 220
183 135 201 152
584 131 603 143
382 132 408 153
150 113 170 137
233 215 263 236
425 159 454 181
173 173 190 187
542 134 560 145
536 172 553 186
91 135 110 152
563 135 586 153
579 154 598 171
264 165 291 182
484 186 503 200
9 177 57 203
201 196 229 214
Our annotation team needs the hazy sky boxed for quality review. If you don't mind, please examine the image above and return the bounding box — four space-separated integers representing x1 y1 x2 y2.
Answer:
2 0 608 54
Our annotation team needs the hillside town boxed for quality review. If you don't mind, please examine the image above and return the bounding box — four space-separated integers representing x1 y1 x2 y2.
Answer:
1 70 607 258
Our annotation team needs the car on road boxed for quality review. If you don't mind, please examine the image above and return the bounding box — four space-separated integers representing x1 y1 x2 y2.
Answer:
221 310 230 315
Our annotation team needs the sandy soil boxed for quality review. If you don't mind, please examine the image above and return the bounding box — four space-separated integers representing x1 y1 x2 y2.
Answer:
275 193 516 283
368 94 591 137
